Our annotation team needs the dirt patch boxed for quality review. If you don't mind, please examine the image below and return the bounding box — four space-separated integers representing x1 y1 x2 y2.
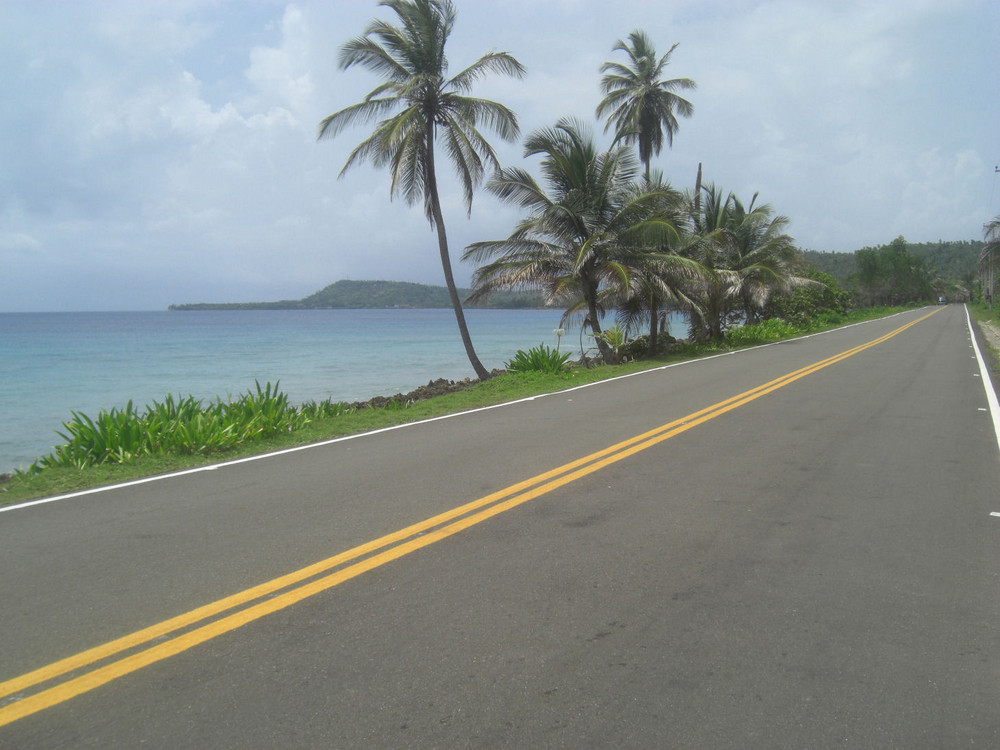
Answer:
977 319 1000 352
975 319 1000 387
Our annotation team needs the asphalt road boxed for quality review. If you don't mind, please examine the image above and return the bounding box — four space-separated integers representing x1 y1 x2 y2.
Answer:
1 306 998 748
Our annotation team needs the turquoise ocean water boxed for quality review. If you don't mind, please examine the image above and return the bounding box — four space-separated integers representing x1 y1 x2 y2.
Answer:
0 308 614 473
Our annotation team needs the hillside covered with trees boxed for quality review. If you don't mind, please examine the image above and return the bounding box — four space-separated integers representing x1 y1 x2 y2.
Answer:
169 280 547 310
802 238 982 304
803 240 982 285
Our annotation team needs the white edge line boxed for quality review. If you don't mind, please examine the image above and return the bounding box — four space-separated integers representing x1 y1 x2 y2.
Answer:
965 305 1000 459
0 310 923 514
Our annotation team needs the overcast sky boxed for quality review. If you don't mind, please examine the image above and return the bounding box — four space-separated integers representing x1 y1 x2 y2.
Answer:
1 0 997 311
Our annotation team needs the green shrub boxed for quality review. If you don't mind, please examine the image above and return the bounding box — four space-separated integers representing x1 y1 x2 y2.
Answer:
506 344 572 374
724 319 800 347
300 400 355 419
23 381 314 474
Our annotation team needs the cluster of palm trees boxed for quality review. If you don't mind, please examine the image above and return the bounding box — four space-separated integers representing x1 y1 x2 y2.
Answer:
319 0 808 372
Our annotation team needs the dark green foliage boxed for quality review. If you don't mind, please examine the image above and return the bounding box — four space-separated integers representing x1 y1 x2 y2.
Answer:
620 332 677 360
803 239 981 296
800 250 857 284
763 269 850 325
505 344 572 374
907 239 982 281
849 236 935 306
723 318 798 347
302 280 455 308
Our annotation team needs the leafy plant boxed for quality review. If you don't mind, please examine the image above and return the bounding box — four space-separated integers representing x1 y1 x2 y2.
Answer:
506 344 572 374
300 400 356 419
598 325 628 361
723 318 799 347
24 382 313 473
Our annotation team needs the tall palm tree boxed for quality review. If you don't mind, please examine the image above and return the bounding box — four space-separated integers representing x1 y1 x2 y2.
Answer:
464 118 667 364
596 31 696 179
318 0 525 380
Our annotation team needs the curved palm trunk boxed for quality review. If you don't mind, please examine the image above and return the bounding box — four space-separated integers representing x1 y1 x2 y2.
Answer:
425 131 491 381
584 287 614 364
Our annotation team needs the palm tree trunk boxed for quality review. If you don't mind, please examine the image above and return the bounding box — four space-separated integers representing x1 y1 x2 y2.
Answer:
585 292 614 364
425 131 491 381
648 298 659 356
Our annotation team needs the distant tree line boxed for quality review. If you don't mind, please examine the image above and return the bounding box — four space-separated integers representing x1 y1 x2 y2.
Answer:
803 238 983 305
169 280 547 310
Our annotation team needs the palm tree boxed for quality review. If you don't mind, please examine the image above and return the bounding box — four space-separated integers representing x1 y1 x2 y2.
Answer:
683 183 738 340
724 194 807 324
317 0 525 380
596 31 696 179
609 173 705 356
464 118 668 364
686 185 808 340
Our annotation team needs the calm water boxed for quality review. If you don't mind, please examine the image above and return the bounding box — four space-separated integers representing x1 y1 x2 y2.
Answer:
1 309 597 473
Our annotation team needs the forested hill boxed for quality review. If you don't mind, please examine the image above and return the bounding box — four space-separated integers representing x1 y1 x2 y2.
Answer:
169 280 547 310
803 239 982 284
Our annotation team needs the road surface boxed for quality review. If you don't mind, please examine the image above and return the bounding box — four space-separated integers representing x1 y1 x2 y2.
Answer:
1 305 998 747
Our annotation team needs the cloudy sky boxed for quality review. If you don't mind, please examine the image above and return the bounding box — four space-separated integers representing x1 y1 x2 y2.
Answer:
1 0 997 311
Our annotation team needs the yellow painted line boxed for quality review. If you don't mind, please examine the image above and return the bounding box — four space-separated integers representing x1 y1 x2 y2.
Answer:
0 309 940 727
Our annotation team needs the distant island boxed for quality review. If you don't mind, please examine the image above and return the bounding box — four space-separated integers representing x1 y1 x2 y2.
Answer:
168 279 548 311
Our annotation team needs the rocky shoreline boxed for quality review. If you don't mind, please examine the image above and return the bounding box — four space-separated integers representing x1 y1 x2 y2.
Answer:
345 371 506 410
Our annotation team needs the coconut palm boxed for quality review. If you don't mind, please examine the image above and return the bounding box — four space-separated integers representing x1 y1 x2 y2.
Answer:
596 31 695 179
725 194 807 324
682 184 739 340
318 0 525 380
686 185 808 339
464 118 671 364
609 173 705 355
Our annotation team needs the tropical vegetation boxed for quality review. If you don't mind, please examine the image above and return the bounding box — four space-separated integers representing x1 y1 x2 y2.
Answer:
317 9 951 368
464 118 701 364
505 344 571 374
848 236 936 307
19 382 342 474
318 0 525 380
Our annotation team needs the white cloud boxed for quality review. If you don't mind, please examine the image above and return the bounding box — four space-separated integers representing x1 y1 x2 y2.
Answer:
244 5 315 119
0 0 996 310
0 232 42 254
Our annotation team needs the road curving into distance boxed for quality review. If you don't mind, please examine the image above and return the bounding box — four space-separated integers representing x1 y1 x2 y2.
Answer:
1 305 998 747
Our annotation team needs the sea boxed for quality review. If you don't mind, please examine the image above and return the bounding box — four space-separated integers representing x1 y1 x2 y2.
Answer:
1 308 682 474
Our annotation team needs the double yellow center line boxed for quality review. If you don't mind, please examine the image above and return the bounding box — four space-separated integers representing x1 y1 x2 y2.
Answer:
0 309 939 727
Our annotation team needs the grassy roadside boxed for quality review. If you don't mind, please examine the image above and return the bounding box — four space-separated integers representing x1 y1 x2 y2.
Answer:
0 305 919 507
968 302 1000 378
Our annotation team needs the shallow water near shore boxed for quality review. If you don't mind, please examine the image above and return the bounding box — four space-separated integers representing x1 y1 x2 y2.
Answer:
1 308 688 473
